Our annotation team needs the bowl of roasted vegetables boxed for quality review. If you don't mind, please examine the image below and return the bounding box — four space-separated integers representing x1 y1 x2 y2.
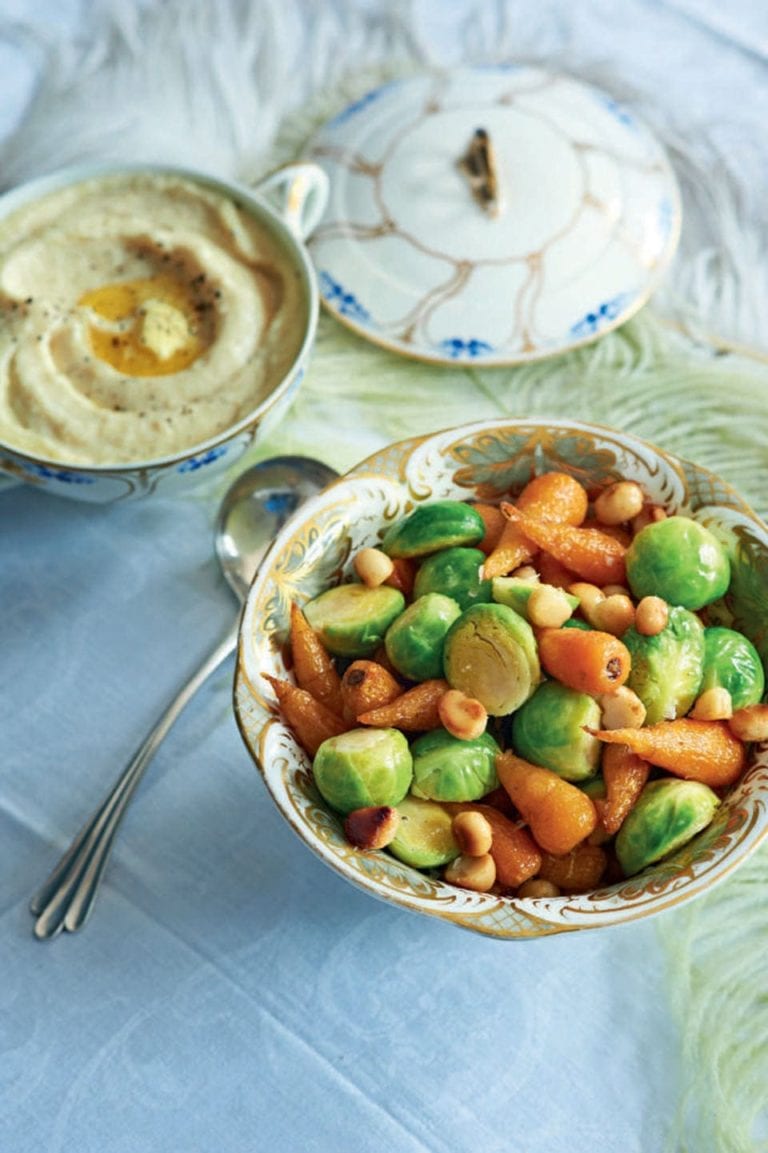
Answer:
234 419 768 937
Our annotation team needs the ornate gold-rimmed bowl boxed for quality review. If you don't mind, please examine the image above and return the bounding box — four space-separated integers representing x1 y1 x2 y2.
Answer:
234 419 768 938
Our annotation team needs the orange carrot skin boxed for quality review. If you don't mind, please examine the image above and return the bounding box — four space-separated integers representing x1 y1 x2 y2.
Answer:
538 627 631 695
594 719 747 788
448 803 542 888
481 518 537 579
357 678 448 731
340 660 402 723
263 674 348 757
536 844 608 892
536 551 579 589
481 472 589 579
472 503 506 555
289 603 344 715
516 471 589 526
501 504 627 586
597 743 650 836
495 751 598 855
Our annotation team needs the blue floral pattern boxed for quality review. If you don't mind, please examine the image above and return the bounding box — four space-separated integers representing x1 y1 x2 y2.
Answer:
570 294 632 339
657 196 676 243
177 445 228 473
319 271 370 322
23 462 95 484
328 83 390 128
437 337 495 360
594 93 637 131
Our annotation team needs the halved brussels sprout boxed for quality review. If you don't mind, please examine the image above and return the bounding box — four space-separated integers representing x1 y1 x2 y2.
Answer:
623 605 705 724
381 500 485 558
313 727 413 814
700 626 765 710
615 778 720 876
384 592 462 681
510 680 601 782
410 728 500 802
414 547 492 611
304 583 405 658
388 795 460 868
625 515 730 609
443 603 540 716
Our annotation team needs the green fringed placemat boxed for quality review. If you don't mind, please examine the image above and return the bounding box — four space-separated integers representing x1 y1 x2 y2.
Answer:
250 306 768 521
235 301 768 1153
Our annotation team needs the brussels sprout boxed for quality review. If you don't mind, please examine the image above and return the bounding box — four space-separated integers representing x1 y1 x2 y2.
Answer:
626 515 730 609
615 778 720 876
384 592 462 681
313 727 413 814
414 547 492 610
623 605 705 724
443 603 540 716
410 728 500 802
304 583 405 658
511 680 601 782
388 795 460 868
381 500 485 558
700 626 765 710
492 576 579 621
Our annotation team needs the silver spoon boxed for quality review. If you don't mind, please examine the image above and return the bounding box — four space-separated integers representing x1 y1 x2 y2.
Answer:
30 455 338 940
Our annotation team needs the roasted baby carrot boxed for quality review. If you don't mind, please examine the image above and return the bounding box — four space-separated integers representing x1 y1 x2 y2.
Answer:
537 626 631 695
481 472 588 580
263 674 348 757
289 602 344 716
495 751 598 855
516 471 589 525
357 678 448 731
593 719 747 788
448 803 542 889
536 843 608 892
728 703 768 743
597 743 650 836
536 550 578 589
340 659 402 723
472 502 506 555
480 517 537 580
500 504 627 586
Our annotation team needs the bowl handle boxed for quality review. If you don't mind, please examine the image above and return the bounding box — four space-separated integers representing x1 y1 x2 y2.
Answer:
253 162 329 240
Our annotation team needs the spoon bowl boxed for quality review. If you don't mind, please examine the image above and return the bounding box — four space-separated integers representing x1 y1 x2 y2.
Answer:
30 453 338 939
216 456 339 601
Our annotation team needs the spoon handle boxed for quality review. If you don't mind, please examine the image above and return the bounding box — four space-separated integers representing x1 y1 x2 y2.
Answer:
30 619 240 939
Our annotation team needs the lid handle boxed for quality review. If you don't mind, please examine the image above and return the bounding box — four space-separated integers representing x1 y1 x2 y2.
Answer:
458 128 501 217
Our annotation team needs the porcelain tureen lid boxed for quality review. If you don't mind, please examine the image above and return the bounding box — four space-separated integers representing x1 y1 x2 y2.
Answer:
305 67 681 365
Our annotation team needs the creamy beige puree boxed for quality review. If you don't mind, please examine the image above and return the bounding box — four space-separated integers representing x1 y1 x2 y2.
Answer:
0 172 306 464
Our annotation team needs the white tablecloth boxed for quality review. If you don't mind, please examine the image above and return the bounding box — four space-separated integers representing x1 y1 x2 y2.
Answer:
2 3 767 1151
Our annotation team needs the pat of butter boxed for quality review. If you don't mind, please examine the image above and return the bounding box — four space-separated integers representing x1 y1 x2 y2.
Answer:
139 298 190 359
